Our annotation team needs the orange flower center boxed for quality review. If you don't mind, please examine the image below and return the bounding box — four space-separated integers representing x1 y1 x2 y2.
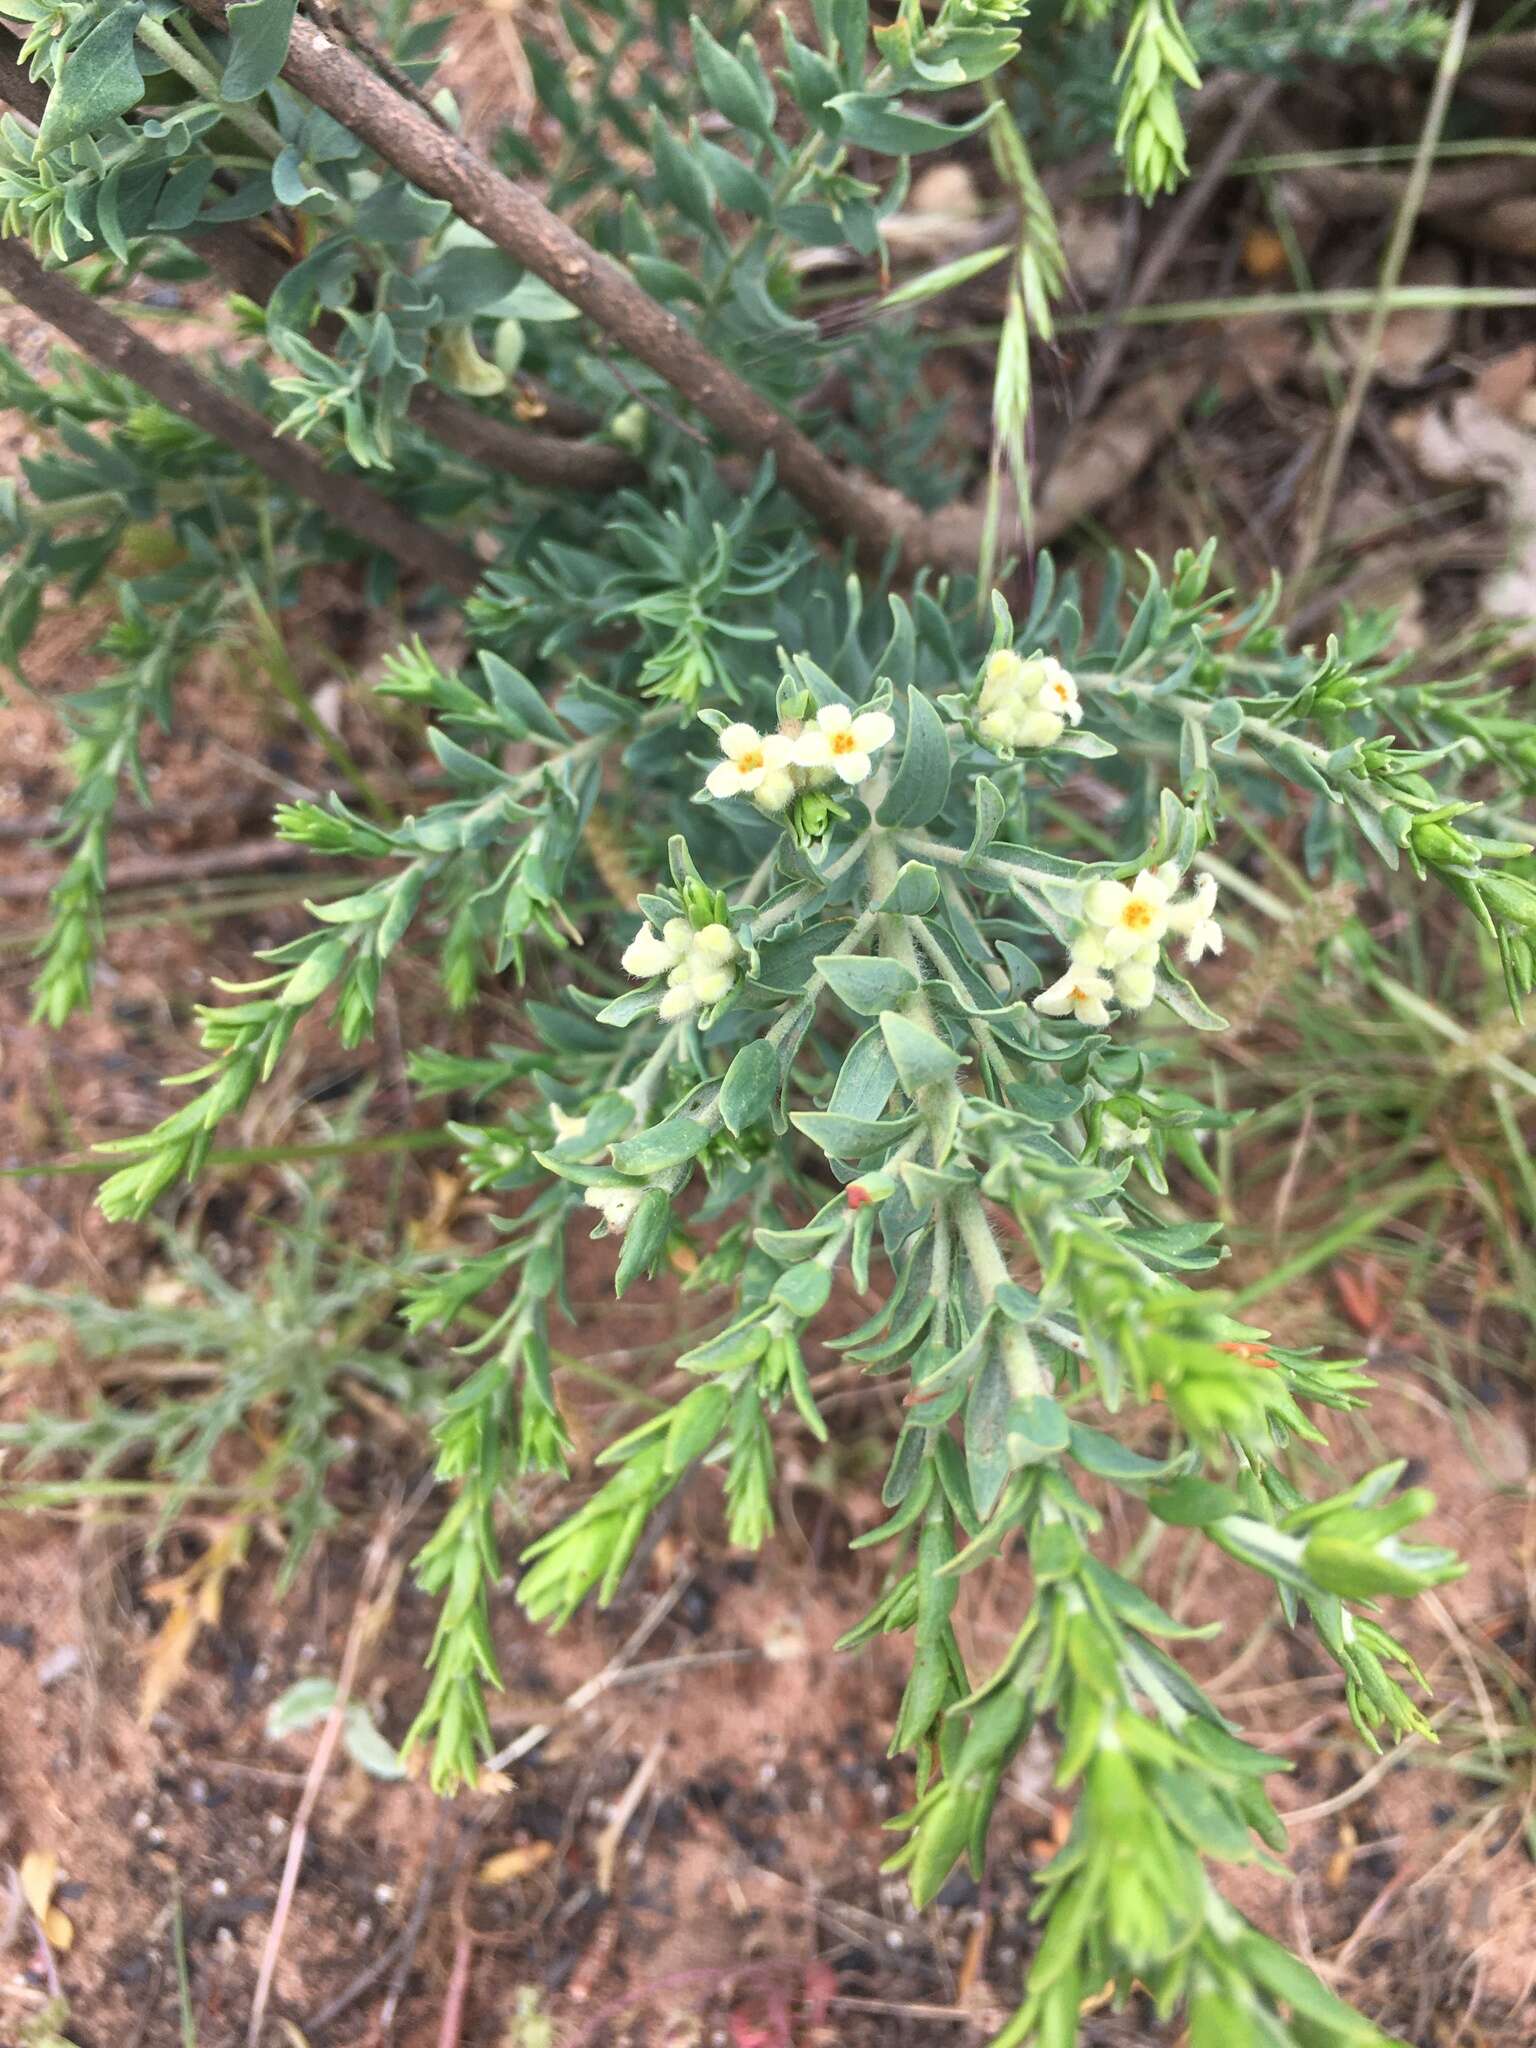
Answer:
1122 900 1155 931
737 747 764 773
1069 985 1089 1003
830 729 859 755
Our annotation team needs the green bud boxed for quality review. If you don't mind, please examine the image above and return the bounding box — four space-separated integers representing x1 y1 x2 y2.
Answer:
1409 818 1477 869
435 321 508 398
608 400 648 452
492 316 525 377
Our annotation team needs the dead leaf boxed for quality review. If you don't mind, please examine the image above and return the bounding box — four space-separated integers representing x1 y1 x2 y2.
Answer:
1440 194 1536 262
907 162 979 220
1058 202 1122 297
1242 226 1289 282
1034 363 1205 544
1475 345 1536 425
478 1841 555 1886
408 1168 466 1253
1326 1820 1358 1891
19 1850 74 1954
140 1521 249 1724
1397 389 1536 645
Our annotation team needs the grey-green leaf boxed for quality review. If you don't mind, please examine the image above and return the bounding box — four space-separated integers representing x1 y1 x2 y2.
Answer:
815 953 919 1016
690 17 775 137
720 1039 780 1137
609 1117 710 1174
964 1349 1011 1516
877 860 940 915
880 687 952 829
880 1010 963 1094
223 0 298 101
37 5 145 153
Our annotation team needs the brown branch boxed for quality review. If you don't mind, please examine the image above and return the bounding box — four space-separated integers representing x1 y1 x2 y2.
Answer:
0 836 302 901
0 29 632 497
182 0 940 567
0 237 479 589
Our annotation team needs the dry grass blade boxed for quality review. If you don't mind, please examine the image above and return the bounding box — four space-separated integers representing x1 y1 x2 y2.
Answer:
247 1517 397 2048
1287 0 1479 600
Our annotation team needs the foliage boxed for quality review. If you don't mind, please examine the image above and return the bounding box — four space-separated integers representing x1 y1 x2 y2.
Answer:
2 2 1522 2045
4 1160 435 1569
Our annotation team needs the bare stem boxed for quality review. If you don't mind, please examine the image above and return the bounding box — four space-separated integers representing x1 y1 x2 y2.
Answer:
0 239 479 591
179 0 961 569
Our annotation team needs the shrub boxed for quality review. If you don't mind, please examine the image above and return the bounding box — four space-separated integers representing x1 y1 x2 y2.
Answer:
3 3 1522 2043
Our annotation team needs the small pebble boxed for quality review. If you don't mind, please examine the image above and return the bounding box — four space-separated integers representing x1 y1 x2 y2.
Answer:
38 1644 82 1688
210 1878 228 1899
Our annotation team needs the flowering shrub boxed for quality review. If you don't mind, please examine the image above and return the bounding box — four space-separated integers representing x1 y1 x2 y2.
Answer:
2 2 1524 2043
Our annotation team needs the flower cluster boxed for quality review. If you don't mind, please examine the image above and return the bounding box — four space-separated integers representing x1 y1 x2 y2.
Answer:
1035 864 1223 1025
703 702 896 814
621 914 742 1021
977 649 1082 753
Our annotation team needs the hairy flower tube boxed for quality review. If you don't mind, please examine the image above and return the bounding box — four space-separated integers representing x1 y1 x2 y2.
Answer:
584 1184 643 1233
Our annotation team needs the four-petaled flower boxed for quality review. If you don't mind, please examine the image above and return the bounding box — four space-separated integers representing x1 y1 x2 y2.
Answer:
1035 866 1222 1027
705 723 797 812
700 701 895 815
793 703 896 786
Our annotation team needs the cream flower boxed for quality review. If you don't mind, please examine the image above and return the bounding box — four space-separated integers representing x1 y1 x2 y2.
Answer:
1100 1110 1149 1151
1112 953 1158 1011
977 651 1081 753
621 915 691 980
655 921 742 1020
793 703 896 787
1033 960 1115 1029
1082 867 1175 964
585 1184 642 1233
705 723 798 811
1166 872 1224 963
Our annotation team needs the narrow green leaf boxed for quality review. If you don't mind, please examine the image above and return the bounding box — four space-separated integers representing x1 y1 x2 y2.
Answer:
878 244 1010 312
